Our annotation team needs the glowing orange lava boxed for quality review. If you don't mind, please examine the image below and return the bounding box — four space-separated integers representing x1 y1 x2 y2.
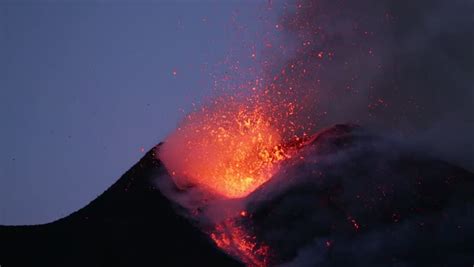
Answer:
210 218 270 267
160 99 288 198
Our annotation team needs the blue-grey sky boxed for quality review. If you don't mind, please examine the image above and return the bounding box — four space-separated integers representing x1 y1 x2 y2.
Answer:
0 1 268 225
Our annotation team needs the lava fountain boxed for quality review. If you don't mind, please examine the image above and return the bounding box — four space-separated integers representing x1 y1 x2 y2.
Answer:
160 97 290 199
157 2 311 265
158 91 306 266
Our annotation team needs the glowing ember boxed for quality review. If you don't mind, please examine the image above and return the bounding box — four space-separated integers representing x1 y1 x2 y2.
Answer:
160 99 288 198
210 217 270 267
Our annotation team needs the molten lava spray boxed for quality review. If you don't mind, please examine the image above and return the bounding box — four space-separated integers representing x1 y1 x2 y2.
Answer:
157 2 316 265
160 98 288 199
159 94 296 266
157 2 312 264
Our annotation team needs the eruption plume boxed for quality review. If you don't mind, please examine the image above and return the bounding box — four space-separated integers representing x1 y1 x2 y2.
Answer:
156 0 474 266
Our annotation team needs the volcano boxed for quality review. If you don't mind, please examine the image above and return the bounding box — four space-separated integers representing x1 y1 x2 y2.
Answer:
1 124 473 267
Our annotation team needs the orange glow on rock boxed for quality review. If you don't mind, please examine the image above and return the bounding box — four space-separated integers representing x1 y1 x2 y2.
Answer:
210 218 270 267
160 99 288 198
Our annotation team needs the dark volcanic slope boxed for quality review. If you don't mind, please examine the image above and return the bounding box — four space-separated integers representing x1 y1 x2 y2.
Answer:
0 148 242 267
244 125 474 266
1 125 473 267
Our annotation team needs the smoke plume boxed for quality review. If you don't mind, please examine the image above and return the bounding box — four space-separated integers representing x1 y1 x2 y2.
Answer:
262 0 474 170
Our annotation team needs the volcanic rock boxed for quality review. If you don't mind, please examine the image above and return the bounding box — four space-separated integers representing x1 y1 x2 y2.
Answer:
0 148 242 267
242 124 474 266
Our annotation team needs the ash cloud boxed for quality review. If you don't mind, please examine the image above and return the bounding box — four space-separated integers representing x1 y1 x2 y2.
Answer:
251 2 474 262
263 0 474 170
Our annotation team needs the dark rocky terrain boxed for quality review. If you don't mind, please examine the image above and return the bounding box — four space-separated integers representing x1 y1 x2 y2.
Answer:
242 125 474 266
0 147 242 267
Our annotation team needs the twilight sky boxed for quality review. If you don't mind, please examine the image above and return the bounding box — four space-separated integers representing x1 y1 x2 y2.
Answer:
0 1 268 225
